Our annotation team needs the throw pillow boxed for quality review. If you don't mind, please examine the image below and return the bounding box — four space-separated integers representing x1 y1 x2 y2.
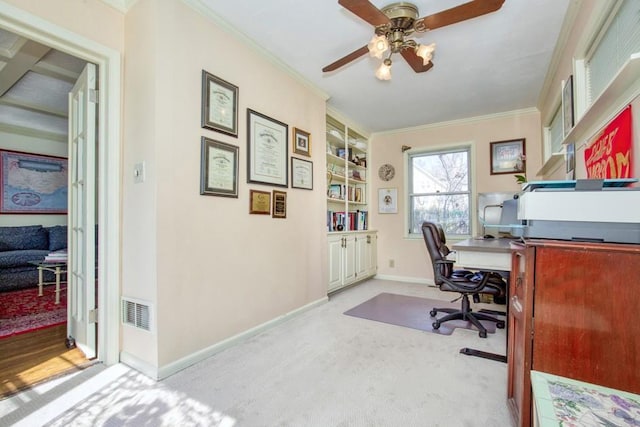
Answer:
0 225 47 250
48 225 68 251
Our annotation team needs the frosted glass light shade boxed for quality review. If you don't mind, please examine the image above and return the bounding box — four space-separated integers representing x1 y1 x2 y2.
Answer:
368 35 389 59
375 61 392 80
416 43 436 65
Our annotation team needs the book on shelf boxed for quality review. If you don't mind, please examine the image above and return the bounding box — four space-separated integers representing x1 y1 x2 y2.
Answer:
327 210 347 232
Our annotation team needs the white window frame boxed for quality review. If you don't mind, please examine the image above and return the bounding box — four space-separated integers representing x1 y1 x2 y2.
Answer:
405 143 475 240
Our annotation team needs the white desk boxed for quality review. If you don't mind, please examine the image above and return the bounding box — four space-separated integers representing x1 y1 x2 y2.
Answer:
451 237 515 272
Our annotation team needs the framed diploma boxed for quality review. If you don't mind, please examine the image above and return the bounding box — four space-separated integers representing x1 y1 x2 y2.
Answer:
292 127 311 157
247 109 288 187
291 157 313 190
200 137 238 197
249 190 271 214
201 70 238 137
272 190 287 219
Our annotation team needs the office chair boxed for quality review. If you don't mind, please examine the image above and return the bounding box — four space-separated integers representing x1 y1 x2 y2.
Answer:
421 221 506 338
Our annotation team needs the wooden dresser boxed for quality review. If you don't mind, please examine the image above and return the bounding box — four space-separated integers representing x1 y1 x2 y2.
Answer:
507 239 640 427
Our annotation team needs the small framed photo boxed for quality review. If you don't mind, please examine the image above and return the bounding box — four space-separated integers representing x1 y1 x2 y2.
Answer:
378 188 397 214
562 75 574 138
200 137 239 198
565 142 576 179
490 138 526 175
249 189 271 215
272 190 287 219
201 70 238 137
247 109 288 187
292 127 311 157
291 157 313 190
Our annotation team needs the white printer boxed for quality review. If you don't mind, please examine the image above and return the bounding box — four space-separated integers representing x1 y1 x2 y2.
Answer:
517 179 640 244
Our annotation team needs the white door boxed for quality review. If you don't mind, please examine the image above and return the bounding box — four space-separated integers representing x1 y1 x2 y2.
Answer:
67 63 97 358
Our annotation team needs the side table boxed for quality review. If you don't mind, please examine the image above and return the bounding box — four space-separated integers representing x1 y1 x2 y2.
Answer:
28 261 67 304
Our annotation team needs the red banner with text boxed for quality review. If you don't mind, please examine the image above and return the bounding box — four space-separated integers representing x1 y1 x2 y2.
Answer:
584 105 633 178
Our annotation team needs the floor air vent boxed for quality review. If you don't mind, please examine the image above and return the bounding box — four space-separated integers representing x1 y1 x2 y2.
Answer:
122 298 152 331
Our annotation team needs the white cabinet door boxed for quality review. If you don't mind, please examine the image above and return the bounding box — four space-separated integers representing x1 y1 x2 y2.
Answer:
365 232 377 277
343 234 356 285
328 235 344 291
355 234 368 278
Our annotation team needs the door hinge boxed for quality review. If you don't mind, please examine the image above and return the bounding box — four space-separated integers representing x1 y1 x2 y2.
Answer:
89 308 98 323
89 89 99 104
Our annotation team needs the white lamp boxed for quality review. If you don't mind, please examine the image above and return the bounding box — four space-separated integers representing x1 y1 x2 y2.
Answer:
415 43 436 65
375 58 392 80
367 35 389 59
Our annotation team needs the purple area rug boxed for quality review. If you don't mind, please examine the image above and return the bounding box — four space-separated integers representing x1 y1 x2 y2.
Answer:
344 292 499 335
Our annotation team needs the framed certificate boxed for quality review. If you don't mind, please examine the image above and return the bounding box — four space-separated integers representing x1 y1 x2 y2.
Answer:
291 157 313 190
200 137 238 197
247 109 288 187
201 70 238 137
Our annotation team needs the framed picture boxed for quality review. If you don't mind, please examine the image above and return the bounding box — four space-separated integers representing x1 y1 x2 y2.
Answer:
490 139 526 175
0 150 68 214
378 188 397 214
292 127 311 157
200 137 238 198
562 75 574 138
272 190 287 219
249 189 271 214
247 109 288 187
201 70 238 137
291 157 313 190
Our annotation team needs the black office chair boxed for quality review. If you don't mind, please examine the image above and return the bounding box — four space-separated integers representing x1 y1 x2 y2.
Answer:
421 221 506 338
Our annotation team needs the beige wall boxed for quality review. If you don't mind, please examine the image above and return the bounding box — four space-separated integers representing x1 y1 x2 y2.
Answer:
370 110 541 282
123 0 328 369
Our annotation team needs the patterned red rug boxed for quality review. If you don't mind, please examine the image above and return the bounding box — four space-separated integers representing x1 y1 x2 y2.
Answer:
0 287 67 339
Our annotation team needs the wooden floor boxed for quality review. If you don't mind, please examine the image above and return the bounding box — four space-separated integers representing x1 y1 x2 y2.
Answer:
0 325 92 399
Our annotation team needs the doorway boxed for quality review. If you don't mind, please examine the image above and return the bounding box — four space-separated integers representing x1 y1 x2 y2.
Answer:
0 0 122 387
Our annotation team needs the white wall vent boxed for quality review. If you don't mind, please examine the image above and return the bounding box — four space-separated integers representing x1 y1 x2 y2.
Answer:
121 297 153 332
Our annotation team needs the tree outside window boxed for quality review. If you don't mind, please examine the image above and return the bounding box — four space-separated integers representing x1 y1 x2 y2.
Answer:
408 147 471 236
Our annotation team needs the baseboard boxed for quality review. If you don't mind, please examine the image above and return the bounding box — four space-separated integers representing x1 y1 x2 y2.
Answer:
119 352 159 380
374 274 436 286
150 296 329 380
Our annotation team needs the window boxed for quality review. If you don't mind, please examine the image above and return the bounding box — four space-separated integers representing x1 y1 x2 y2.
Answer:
546 103 563 156
587 0 640 104
408 146 471 237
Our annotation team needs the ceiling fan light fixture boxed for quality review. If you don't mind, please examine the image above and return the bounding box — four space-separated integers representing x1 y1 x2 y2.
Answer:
368 35 389 59
415 42 436 65
375 58 392 80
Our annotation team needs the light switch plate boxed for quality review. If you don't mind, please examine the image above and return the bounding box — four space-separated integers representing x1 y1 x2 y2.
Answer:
133 162 145 183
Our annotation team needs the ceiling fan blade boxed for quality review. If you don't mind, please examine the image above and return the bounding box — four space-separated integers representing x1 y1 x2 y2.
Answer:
338 0 390 26
401 50 434 73
421 0 505 31
323 45 369 72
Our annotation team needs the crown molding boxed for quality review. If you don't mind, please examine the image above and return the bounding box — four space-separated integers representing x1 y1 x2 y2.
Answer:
372 107 540 137
0 122 66 142
99 0 138 13
182 0 329 103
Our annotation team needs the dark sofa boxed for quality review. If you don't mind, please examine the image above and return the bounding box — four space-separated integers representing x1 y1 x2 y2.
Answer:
0 225 67 293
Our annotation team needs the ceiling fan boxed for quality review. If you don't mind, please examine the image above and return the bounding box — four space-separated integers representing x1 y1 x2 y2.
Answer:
323 0 505 80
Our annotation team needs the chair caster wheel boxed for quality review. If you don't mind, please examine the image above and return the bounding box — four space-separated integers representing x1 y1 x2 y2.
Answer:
479 330 487 338
432 321 440 330
430 309 437 317
497 321 505 329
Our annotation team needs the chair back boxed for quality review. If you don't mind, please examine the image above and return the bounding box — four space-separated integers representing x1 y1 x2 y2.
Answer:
421 221 451 285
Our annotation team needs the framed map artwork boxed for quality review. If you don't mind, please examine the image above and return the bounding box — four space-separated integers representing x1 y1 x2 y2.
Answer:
0 150 68 214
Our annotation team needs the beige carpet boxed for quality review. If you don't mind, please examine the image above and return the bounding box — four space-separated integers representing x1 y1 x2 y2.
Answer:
0 279 510 426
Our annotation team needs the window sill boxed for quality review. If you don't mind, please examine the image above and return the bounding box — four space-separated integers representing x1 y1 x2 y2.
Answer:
536 153 564 176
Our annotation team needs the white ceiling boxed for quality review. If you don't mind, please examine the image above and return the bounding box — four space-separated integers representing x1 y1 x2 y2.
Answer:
0 28 86 140
201 0 572 133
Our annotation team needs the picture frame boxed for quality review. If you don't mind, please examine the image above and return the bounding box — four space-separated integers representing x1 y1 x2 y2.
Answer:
565 141 576 179
200 137 239 198
291 157 313 190
0 149 68 214
378 188 397 214
201 70 238 137
272 190 287 219
247 109 288 187
292 127 311 157
249 189 271 215
490 139 526 175
562 75 574 138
